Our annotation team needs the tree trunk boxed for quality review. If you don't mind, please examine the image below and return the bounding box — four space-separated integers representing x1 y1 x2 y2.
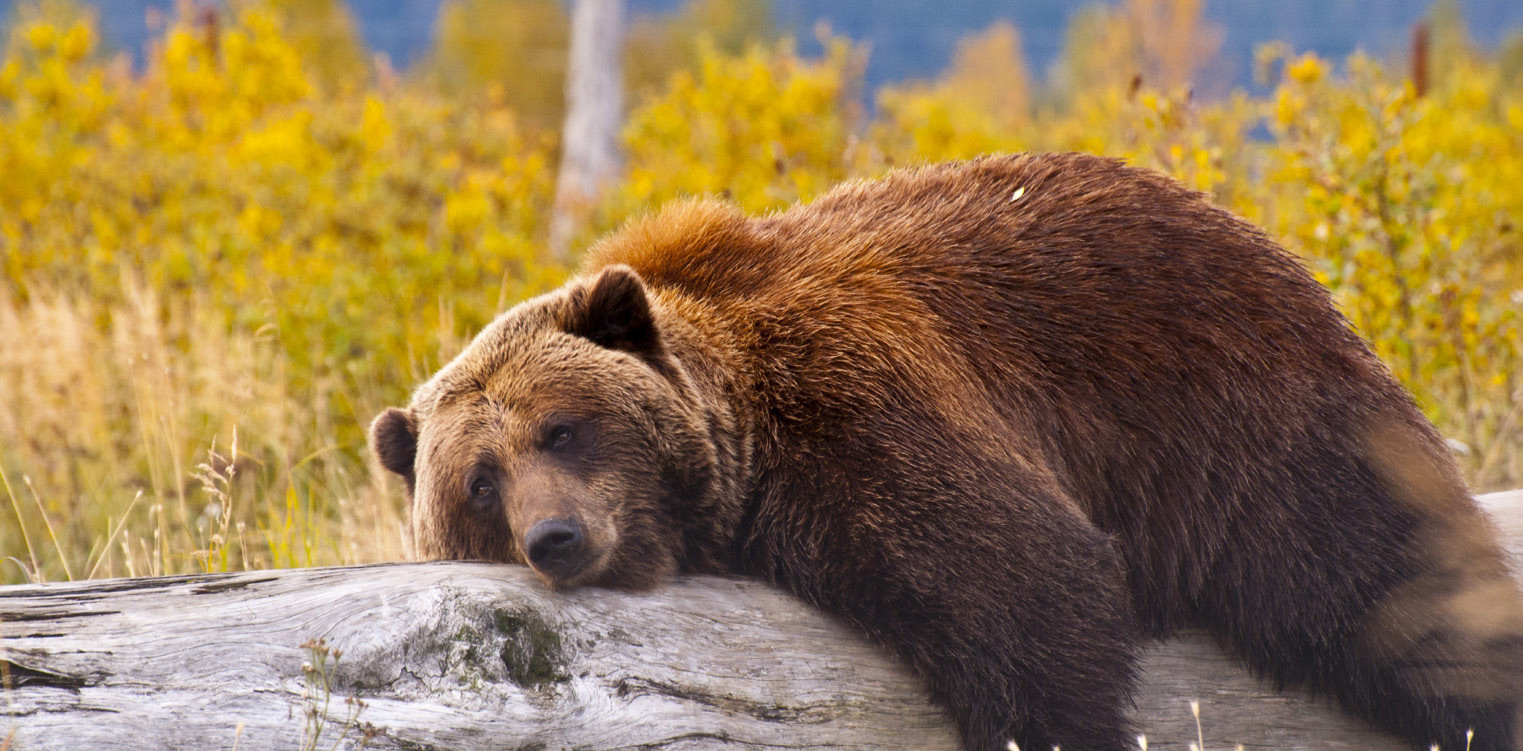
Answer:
2 490 1520 751
549 0 625 262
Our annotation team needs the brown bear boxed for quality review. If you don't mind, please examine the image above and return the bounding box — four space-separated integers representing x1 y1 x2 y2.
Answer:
371 153 1523 751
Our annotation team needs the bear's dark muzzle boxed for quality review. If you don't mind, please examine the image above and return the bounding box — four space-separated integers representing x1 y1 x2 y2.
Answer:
525 517 585 579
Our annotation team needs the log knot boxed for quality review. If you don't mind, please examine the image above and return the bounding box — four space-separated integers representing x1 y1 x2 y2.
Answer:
492 608 569 689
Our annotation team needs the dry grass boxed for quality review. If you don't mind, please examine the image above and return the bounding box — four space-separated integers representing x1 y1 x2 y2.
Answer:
0 282 410 583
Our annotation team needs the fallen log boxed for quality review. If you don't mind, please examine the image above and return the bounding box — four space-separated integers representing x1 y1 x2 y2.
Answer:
2 491 1520 751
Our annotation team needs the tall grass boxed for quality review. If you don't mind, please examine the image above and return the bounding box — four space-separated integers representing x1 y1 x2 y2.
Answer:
0 281 411 580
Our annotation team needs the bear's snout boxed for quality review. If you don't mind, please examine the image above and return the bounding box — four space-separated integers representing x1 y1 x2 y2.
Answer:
524 517 586 579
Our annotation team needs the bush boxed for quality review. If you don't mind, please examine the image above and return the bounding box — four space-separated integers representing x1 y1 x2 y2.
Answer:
0 5 565 582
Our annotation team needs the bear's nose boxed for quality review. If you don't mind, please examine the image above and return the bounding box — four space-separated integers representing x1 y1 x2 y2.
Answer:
524 518 585 577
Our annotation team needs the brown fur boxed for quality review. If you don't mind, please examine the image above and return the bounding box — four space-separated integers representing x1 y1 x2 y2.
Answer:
372 153 1523 750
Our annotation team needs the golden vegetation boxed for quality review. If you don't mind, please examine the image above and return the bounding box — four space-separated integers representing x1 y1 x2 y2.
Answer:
2 0 1519 583
1 3 561 581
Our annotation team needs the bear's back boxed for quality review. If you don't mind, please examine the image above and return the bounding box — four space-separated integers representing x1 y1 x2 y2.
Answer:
585 152 1462 636
587 153 1395 439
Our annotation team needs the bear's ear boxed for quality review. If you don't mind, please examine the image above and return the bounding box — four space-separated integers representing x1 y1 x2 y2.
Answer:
563 265 662 355
370 407 418 478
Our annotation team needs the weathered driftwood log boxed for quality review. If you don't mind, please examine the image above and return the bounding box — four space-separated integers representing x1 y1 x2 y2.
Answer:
2 491 1520 751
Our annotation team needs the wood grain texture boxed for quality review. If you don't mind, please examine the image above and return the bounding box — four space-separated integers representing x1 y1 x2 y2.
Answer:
2 491 1519 751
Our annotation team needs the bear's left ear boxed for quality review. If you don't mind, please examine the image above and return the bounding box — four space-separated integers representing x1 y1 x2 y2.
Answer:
563 265 662 355
370 407 418 479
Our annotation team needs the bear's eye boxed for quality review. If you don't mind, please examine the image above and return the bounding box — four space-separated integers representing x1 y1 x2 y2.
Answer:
470 478 495 498
548 425 574 449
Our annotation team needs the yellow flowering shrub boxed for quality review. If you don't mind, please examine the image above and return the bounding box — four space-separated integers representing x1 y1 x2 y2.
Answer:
615 35 872 216
871 22 1029 164
0 6 563 582
1253 49 1522 484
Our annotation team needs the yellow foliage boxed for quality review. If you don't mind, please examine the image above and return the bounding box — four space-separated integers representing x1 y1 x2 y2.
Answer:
420 0 569 129
1052 0 1224 96
0 4 563 583
261 0 370 91
616 35 871 215
873 22 1029 164
1253 49 1522 484
625 0 775 96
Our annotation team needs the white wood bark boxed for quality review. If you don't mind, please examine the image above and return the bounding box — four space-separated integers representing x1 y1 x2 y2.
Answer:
1 490 1519 751
549 0 625 262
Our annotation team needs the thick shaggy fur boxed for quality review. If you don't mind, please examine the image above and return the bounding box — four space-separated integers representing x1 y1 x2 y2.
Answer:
373 153 1523 750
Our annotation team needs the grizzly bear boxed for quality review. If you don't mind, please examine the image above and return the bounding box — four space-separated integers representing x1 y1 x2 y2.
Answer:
371 153 1522 750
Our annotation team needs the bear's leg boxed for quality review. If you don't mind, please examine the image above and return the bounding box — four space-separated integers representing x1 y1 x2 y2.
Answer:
1193 468 1523 750
760 478 1138 751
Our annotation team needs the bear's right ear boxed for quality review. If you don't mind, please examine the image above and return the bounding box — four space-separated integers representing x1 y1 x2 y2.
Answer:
370 407 418 478
561 265 662 356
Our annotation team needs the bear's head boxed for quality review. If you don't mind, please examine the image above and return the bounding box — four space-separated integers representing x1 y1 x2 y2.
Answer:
369 265 731 590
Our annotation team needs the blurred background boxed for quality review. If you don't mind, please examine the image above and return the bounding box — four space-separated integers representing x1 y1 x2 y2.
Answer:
7 0 1523 96
1 0 1520 584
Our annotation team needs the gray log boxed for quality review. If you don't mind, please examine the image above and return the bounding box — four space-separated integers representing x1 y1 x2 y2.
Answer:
2 491 1519 751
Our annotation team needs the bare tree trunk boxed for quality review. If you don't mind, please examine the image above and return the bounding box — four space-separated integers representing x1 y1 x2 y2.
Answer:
549 0 625 262
1 491 1519 750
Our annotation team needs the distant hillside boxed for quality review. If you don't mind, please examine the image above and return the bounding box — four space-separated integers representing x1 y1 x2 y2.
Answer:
770 0 1523 93
4 0 1520 94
